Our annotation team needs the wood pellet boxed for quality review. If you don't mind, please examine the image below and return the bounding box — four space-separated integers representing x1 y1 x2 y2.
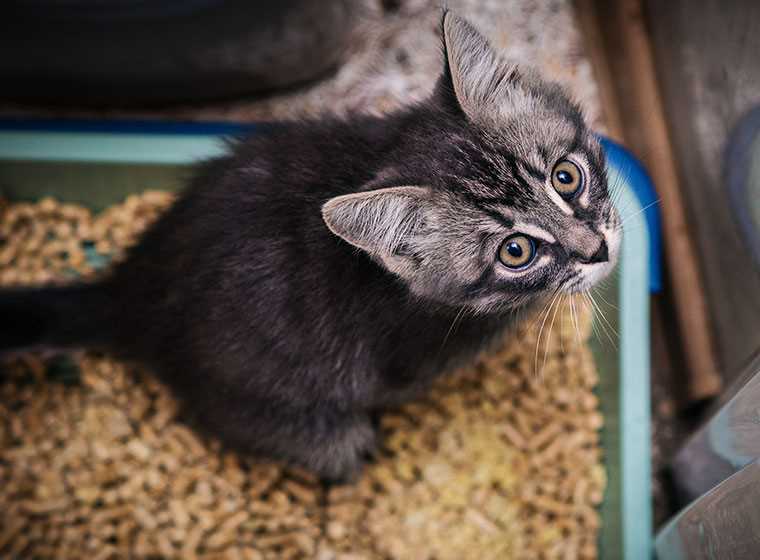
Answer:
0 193 606 559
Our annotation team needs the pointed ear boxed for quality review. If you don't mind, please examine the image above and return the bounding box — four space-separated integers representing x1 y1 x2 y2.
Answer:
322 186 433 266
442 11 519 123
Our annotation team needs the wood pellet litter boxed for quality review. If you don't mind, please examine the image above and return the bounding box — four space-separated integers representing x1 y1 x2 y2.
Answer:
0 193 606 559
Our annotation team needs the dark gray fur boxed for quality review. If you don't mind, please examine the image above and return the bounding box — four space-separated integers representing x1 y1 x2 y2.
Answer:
0 13 619 480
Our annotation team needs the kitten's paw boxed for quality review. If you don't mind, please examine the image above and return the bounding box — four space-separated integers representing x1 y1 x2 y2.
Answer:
311 418 377 483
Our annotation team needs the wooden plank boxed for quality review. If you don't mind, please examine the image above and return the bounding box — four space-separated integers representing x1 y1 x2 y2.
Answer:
656 459 760 559
573 0 625 142
644 0 760 381
578 0 723 402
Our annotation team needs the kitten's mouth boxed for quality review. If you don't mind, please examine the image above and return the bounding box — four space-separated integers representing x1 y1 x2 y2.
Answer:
565 261 616 293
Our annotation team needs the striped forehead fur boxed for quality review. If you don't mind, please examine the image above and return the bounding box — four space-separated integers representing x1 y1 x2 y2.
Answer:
317 12 619 315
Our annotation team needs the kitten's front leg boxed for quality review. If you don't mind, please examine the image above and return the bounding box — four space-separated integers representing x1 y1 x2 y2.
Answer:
196 396 378 481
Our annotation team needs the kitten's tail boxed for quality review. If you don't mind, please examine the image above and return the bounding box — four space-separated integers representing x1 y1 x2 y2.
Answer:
0 283 112 353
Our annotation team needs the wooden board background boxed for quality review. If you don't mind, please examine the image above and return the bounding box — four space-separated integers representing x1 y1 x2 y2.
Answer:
644 0 760 380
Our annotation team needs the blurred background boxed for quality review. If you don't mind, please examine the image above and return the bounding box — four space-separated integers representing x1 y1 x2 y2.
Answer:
1 0 760 558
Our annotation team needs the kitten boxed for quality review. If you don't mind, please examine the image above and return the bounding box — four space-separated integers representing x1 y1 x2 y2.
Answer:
0 13 620 480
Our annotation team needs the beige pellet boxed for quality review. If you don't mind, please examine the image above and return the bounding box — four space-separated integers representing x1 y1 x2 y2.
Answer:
207 510 249 549
92 545 119 560
531 422 564 451
240 549 264 560
157 533 176 558
282 479 319 506
133 506 158 531
0 517 25 551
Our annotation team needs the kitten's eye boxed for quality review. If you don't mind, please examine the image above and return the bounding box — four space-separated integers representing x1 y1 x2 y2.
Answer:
498 235 536 269
551 160 583 199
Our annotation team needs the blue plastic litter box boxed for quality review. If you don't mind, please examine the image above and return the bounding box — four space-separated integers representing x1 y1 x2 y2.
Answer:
0 119 659 558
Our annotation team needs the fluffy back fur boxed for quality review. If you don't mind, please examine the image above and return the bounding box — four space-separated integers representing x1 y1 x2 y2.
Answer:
0 13 620 480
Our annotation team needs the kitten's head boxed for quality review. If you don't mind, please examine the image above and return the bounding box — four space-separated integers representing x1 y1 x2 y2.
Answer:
323 12 621 314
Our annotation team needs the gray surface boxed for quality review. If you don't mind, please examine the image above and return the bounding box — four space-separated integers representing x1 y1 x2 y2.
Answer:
656 460 760 559
726 113 760 268
0 0 363 105
0 0 605 129
671 353 760 503
645 0 760 381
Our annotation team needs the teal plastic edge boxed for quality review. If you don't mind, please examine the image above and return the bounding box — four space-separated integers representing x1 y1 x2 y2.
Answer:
611 170 652 559
0 131 229 163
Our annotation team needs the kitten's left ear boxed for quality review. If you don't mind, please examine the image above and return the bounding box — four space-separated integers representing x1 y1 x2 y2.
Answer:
322 186 434 275
442 11 519 123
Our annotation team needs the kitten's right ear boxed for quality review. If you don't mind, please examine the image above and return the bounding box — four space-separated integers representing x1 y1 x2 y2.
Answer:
322 186 433 273
442 11 519 123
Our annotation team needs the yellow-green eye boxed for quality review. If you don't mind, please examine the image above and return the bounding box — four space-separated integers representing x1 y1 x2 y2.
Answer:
498 235 536 269
551 160 583 198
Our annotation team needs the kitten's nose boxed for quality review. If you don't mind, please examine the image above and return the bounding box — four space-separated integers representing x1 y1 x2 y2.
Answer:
583 239 609 264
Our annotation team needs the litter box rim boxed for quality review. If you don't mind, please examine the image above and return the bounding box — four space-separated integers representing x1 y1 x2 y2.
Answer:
604 143 653 560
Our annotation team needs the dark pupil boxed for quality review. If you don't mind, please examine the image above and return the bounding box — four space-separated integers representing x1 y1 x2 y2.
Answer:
556 170 573 184
507 242 523 258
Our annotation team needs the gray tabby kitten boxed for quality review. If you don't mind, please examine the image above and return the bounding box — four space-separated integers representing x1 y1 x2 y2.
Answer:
0 13 620 481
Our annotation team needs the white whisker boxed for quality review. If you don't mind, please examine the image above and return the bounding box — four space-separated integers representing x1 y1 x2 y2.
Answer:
619 199 660 226
581 293 602 342
570 295 580 344
439 304 467 352
586 291 617 347
542 293 563 375
534 289 562 378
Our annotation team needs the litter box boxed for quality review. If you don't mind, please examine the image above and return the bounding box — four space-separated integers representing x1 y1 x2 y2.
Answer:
0 119 658 559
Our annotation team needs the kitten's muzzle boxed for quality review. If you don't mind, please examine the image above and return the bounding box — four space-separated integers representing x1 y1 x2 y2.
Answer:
567 238 609 265
578 239 608 265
